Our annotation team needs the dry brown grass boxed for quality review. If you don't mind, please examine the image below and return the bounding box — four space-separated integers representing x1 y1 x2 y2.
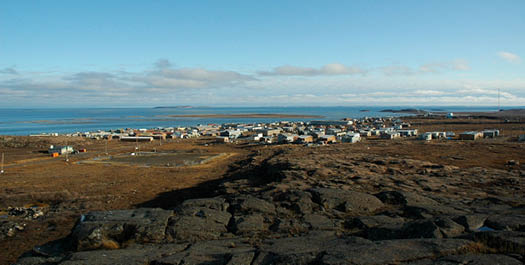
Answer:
0 137 248 264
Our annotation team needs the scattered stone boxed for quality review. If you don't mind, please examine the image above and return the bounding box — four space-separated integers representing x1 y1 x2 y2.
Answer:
8 207 45 220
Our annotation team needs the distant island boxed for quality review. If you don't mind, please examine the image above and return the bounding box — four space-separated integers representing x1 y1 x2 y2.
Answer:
380 108 428 114
163 113 324 119
154 106 194 109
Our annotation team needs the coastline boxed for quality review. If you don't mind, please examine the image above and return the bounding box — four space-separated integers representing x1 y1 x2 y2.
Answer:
162 113 325 119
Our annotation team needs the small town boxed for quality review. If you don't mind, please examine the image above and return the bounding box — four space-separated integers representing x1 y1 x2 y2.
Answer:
29 115 517 158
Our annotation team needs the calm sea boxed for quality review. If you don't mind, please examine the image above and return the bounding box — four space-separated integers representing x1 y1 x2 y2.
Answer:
0 106 505 135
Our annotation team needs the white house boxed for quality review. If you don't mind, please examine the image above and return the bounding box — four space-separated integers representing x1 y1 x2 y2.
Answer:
48 145 74 154
277 133 297 143
341 133 361 143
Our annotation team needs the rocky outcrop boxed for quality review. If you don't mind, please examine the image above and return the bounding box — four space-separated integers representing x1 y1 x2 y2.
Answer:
166 198 232 242
15 147 525 264
71 208 173 251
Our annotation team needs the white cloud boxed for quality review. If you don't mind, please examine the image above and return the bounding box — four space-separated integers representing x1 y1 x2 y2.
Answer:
0 60 256 103
380 59 469 76
133 60 256 89
259 63 367 76
419 59 470 73
497 51 521 63
413 90 445 95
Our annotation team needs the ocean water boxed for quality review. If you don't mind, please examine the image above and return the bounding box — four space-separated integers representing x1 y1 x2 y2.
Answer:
0 106 505 136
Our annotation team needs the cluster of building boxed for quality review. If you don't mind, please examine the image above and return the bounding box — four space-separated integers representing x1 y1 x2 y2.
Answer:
47 117 420 145
33 117 510 147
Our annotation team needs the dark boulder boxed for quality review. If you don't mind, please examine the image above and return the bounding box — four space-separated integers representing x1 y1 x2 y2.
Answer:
231 195 276 215
472 231 525 255
485 215 525 231
453 214 487 232
167 198 232 242
71 208 173 251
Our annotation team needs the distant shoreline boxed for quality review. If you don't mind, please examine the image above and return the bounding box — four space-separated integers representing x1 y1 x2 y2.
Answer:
163 113 325 119
380 108 428 114
154 106 193 109
432 109 525 118
381 108 525 119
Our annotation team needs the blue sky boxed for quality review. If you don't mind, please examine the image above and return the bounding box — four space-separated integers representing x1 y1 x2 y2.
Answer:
1 1 524 107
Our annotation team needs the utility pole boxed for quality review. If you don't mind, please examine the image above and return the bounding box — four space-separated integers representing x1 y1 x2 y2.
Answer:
105 138 108 155
1 153 4 174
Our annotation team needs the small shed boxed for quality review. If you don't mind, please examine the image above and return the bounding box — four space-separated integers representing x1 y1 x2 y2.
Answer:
482 129 500 138
277 133 297 144
216 136 230 143
419 132 432 141
152 134 167 140
341 133 361 143
360 130 372 137
48 145 74 155
459 131 483 140
381 132 400 139
296 135 314 144
319 135 337 144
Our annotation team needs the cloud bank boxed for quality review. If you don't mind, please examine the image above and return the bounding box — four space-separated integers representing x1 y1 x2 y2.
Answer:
259 63 367 76
1 58 524 107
